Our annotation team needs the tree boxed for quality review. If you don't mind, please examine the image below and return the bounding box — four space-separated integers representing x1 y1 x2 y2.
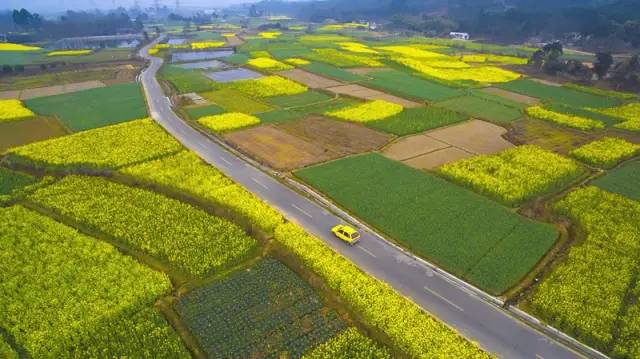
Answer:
593 52 613 79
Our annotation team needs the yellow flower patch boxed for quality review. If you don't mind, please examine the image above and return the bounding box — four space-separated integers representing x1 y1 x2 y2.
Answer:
285 58 310 66
221 33 236 38
0 99 36 122
250 50 271 58
395 57 520 83
526 106 604 130
0 43 40 51
247 57 293 71
326 100 403 122
258 31 282 39
615 118 640 131
47 50 92 57
191 41 225 49
338 42 379 54
300 35 353 42
198 112 260 132
148 48 159 55
571 137 640 168
592 102 640 122
318 23 367 31
378 46 447 59
230 76 307 97
440 145 583 205
311 48 384 67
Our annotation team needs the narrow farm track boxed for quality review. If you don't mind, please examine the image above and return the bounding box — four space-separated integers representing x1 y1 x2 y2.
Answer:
138 38 585 359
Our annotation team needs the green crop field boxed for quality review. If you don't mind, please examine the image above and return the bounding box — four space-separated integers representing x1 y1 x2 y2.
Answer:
435 94 524 124
258 108 307 124
267 90 332 108
0 168 35 201
24 82 148 132
0 67 123 91
184 104 225 120
200 88 273 114
592 160 640 201
159 65 218 94
497 79 620 108
296 154 558 294
174 258 345 358
367 106 467 135
302 62 365 82
364 70 464 101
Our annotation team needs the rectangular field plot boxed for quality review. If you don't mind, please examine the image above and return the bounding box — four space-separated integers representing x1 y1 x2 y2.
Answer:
277 69 343 89
435 94 523 124
296 153 558 294
497 79 620 108
364 70 463 102
200 88 273 114
0 116 68 152
206 68 263 83
174 259 346 358
27 176 257 277
593 160 640 201
176 60 226 70
267 91 333 108
302 62 365 82
24 82 148 132
160 65 218 94
184 103 225 120
0 205 188 358
172 50 234 63
367 106 467 136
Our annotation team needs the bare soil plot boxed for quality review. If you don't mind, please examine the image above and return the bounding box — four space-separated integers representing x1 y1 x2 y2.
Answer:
225 116 392 170
225 36 244 47
383 119 514 170
403 147 473 170
225 125 328 170
426 119 514 154
0 80 105 100
325 84 422 108
480 87 540 105
279 116 392 155
0 117 68 152
505 118 596 154
383 135 449 161
277 69 342 89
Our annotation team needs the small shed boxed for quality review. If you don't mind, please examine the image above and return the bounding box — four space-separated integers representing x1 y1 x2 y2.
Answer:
449 32 470 41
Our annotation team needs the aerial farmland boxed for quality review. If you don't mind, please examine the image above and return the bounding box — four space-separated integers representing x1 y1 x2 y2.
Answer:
1 3 639 359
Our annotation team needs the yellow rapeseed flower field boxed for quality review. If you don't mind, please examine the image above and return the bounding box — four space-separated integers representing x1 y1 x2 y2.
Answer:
284 58 310 66
47 50 92 57
571 137 640 168
338 42 379 54
230 76 307 97
526 106 605 130
190 41 225 49
378 45 447 59
0 43 41 51
198 112 260 132
395 57 520 83
326 100 403 122
258 31 282 39
247 57 293 71
0 99 36 122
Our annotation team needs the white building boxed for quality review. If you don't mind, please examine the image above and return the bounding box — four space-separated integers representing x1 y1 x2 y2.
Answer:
449 32 470 41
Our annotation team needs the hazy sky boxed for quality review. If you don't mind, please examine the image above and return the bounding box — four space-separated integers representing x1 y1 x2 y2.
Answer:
1 0 254 12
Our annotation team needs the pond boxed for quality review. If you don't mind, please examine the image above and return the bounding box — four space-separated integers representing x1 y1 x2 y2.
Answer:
177 60 226 70
206 68 263 83
172 50 234 63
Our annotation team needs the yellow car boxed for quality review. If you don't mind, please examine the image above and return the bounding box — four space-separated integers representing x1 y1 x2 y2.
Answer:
331 225 361 245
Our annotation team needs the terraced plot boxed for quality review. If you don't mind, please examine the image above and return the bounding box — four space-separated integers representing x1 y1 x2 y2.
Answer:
592 160 640 201
436 94 523 124
0 116 68 152
497 79 620 108
296 153 558 294
364 70 464 101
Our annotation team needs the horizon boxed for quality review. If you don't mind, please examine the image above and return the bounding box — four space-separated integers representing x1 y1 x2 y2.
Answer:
0 0 259 13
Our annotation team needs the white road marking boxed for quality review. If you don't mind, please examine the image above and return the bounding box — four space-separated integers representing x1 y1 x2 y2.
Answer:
424 286 464 312
291 204 313 218
535 355 545 359
359 246 377 258
251 177 269 190
220 157 233 166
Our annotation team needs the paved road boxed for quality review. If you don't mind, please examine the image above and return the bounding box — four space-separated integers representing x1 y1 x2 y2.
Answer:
138 39 584 359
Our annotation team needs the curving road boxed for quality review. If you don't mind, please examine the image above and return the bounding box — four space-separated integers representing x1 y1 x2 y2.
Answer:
138 37 588 359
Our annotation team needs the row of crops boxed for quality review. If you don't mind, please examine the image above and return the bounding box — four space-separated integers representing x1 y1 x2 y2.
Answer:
0 115 489 357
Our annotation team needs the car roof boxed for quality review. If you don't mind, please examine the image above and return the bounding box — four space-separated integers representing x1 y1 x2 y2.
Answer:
340 225 358 235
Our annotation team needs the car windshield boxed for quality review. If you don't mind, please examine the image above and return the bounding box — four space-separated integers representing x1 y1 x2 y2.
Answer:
351 232 360 239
